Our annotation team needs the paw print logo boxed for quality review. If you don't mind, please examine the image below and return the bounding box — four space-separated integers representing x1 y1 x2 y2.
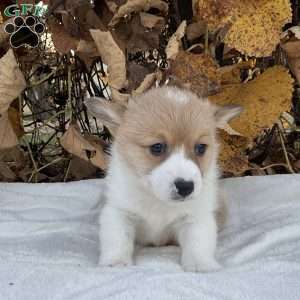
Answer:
4 16 45 48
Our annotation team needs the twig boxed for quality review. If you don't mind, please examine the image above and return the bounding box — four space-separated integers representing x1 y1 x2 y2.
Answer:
249 163 291 171
28 157 64 182
277 124 295 173
24 139 39 183
63 158 72 182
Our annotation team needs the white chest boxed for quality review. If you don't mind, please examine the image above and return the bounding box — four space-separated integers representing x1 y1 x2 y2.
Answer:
134 200 191 246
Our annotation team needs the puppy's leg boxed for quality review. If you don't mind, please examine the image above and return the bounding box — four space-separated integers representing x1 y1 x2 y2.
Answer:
177 215 221 272
99 205 135 267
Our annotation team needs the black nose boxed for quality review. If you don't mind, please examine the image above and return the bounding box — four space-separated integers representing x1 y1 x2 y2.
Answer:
174 178 194 197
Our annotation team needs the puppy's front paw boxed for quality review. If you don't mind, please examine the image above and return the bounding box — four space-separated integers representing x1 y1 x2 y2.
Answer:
99 256 132 268
181 255 221 273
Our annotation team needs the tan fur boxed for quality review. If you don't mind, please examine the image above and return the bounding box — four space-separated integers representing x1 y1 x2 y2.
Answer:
116 88 219 177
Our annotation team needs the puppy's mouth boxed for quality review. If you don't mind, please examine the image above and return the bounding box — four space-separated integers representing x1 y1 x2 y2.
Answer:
170 191 193 202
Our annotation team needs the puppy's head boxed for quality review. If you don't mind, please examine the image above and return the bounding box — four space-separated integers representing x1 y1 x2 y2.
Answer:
86 87 242 203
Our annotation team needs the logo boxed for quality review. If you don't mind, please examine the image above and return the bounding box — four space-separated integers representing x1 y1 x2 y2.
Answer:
4 4 48 18
4 16 45 48
2 3 47 48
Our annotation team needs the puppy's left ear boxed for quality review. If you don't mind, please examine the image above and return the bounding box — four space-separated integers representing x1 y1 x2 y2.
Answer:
214 104 243 128
85 97 127 135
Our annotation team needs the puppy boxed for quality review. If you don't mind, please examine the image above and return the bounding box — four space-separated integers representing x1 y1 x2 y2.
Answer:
86 86 242 272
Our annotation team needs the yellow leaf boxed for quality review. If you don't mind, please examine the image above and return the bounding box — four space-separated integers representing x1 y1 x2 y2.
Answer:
218 130 249 175
224 0 292 57
60 123 108 170
210 66 294 139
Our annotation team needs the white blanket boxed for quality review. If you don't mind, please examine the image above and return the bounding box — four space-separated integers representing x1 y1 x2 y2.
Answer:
0 175 300 300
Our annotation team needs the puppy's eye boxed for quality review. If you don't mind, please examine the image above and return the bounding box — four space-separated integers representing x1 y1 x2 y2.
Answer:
150 143 167 156
194 143 207 156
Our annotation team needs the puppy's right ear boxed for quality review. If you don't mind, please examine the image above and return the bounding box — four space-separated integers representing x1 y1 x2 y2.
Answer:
85 97 126 135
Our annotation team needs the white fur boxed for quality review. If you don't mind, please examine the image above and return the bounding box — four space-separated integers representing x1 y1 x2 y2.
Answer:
146 149 202 202
99 145 221 272
166 88 190 104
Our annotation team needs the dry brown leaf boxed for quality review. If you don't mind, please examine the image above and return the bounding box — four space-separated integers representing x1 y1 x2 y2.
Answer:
166 21 187 60
114 14 162 53
197 0 236 30
170 52 221 97
218 130 249 175
0 112 18 149
60 123 108 170
109 0 168 27
210 66 294 139
76 39 99 67
282 26 300 40
48 18 80 54
105 0 119 13
186 21 207 41
140 12 165 29
111 89 130 103
67 156 99 181
8 107 24 138
0 162 17 181
218 59 256 85
133 70 162 95
281 38 300 85
127 61 156 91
90 29 127 90
0 49 26 113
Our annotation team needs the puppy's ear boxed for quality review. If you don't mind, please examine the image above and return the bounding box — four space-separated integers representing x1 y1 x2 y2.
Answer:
214 104 243 128
85 97 126 135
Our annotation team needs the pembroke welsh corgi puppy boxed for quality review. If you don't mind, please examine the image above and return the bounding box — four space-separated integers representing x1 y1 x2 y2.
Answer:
86 86 242 272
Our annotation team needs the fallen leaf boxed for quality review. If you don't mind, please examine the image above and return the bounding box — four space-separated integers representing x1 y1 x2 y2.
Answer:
218 129 249 175
8 107 24 138
60 123 108 170
133 70 162 95
76 39 100 67
140 12 165 29
0 162 17 181
114 14 162 53
0 49 26 113
127 61 157 91
197 0 236 30
186 21 207 41
166 20 187 60
0 112 18 149
282 26 300 40
281 38 300 85
111 89 130 103
90 29 127 90
105 0 119 13
224 0 292 57
218 59 256 85
170 51 221 97
48 18 80 54
109 0 168 27
67 156 99 181
210 66 294 139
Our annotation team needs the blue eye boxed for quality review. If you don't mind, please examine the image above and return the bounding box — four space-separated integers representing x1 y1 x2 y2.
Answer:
194 144 207 155
150 143 167 156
